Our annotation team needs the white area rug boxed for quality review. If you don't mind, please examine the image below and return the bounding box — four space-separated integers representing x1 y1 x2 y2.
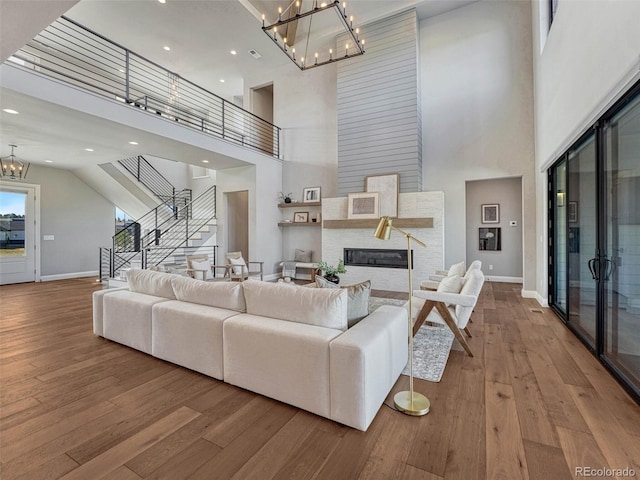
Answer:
369 296 455 383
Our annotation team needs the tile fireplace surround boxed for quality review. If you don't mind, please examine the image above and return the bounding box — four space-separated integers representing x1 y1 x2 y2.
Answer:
322 192 444 292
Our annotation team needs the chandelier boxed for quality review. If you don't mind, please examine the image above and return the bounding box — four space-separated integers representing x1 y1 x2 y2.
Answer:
262 0 365 70
0 145 30 180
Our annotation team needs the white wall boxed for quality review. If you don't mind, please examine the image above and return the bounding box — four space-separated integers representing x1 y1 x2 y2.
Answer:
244 61 337 263
24 164 114 278
531 0 640 301
465 177 523 280
420 0 536 290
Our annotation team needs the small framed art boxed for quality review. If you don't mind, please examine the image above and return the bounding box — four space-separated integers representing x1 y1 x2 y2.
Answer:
293 211 309 223
303 186 321 203
347 192 380 219
481 204 500 224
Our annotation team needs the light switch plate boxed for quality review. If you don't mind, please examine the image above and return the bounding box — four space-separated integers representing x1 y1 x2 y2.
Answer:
43 235 55 241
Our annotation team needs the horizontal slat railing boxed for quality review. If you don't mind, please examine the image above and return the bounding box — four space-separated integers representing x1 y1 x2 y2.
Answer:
110 185 216 277
9 16 280 157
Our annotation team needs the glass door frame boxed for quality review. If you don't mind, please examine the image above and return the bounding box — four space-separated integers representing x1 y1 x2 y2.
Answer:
548 79 640 403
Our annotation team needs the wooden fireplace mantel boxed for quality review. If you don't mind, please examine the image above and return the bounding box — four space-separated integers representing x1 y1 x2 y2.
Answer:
322 218 433 229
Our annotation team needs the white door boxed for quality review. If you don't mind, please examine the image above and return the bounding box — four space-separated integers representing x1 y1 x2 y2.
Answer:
0 182 39 284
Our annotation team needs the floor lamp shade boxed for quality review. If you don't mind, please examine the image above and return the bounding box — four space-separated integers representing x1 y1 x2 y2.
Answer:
373 216 430 416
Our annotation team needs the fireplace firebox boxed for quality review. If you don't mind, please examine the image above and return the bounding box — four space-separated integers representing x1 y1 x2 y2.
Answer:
344 248 413 269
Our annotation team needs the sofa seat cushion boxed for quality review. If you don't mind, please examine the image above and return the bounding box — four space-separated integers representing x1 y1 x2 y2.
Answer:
103 290 169 354
152 300 239 379
223 313 342 419
170 275 246 312
242 280 348 331
127 269 176 299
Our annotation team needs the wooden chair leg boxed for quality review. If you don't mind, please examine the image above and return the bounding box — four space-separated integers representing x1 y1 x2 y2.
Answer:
412 300 437 337
463 327 472 337
434 302 474 357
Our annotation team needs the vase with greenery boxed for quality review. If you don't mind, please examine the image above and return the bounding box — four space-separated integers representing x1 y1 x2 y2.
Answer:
279 192 293 203
317 260 346 284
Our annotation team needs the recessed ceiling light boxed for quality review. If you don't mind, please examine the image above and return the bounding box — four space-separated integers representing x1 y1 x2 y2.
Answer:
2 109 19 114
202 160 209 163
219 79 225 83
158 0 166 3
230 50 237 55
45 160 53 163
128 141 138 145
85 148 94 152
163 46 171 51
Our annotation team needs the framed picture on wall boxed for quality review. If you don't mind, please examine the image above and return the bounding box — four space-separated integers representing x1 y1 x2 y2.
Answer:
479 227 501 251
568 201 578 223
481 204 500 224
365 173 399 217
303 186 321 203
347 192 380 219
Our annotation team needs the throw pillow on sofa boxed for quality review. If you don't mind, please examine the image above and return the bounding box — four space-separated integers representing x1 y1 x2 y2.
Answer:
315 277 371 328
126 269 176 299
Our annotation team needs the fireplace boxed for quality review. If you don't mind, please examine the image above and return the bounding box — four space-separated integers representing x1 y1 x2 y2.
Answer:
344 248 413 269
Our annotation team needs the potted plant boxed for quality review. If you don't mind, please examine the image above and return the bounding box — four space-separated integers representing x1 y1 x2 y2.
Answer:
317 260 346 284
279 192 293 203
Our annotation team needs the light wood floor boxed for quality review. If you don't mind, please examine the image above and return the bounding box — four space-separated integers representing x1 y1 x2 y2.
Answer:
1 279 639 480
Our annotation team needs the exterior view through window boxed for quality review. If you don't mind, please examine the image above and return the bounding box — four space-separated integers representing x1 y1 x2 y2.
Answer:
0 191 26 258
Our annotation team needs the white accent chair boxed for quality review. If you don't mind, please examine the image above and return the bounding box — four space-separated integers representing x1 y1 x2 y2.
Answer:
225 251 264 281
186 254 228 281
420 260 482 290
409 269 485 357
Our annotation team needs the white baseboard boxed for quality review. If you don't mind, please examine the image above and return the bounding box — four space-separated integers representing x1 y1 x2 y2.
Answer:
40 271 99 282
520 289 549 307
263 273 281 282
485 276 522 283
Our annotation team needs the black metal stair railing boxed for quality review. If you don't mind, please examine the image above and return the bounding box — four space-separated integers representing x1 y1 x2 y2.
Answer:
111 185 216 277
8 16 281 157
118 155 192 216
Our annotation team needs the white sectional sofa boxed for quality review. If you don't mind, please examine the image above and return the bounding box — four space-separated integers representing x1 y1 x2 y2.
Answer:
93 269 408 431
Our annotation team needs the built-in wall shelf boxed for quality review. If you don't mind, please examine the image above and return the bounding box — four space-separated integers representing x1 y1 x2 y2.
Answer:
323 218 433 229
278 201 322 208
278 221 321 227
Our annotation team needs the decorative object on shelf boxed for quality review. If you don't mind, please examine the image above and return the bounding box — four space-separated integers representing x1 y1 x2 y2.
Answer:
479 227 501 251
293 211 309 223
303 186 321 203
374 215 430 416
365 173 399 218
317 259 346 284
279 191 293 203
261 0 365 71
348 192 380 219
0 144 30 180
481 204 499 223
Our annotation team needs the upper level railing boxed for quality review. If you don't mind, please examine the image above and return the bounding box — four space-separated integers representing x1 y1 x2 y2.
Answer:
9 16 281 157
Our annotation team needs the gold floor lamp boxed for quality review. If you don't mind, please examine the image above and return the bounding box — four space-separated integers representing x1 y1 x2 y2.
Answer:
374 216 430 416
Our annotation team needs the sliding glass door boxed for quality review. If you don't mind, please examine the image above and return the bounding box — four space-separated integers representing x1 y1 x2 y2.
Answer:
602 95 640 390
549 80 640 401
566 134 598 348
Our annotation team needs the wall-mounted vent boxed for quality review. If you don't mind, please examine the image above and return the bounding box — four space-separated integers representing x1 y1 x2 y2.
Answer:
248 49 262 59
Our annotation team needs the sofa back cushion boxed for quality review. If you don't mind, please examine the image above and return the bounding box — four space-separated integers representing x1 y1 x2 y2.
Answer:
127 269 176 299
242 280 348 331
170 276 246 312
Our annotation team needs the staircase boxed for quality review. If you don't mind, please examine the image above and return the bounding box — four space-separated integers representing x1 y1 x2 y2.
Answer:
98 155 217 281
102 185 217 280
